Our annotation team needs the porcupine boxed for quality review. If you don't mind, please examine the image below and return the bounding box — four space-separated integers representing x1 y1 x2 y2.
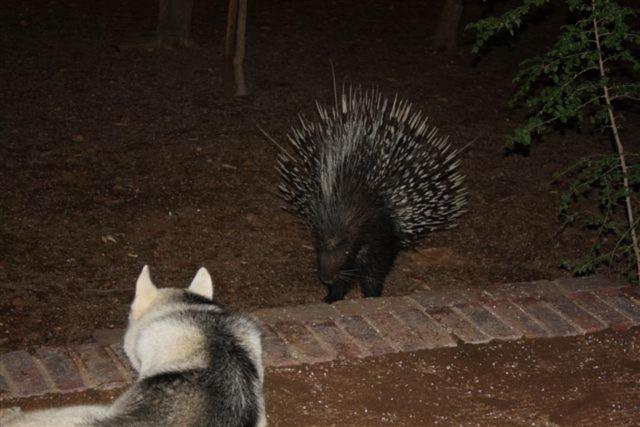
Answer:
276 87 467 303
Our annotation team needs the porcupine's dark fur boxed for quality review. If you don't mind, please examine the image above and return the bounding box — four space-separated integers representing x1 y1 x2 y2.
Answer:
277 87 467 303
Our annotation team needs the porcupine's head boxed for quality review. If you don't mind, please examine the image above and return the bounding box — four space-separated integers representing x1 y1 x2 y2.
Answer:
311 189 383 285
279 127 382 285
276 87 467 285
277 88 385 285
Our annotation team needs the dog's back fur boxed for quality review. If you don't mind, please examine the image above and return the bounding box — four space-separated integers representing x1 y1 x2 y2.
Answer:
3 266 265 427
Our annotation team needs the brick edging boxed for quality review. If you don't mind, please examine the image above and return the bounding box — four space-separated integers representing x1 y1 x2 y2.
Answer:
1 275 639 401
253 275 640 366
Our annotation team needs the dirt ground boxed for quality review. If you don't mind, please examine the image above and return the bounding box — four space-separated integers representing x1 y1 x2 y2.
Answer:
267 329 640 425
5 329 639 425
1 0 639 351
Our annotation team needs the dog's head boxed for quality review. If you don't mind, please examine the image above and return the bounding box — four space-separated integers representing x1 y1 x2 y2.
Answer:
124 266 217 373
129 266 214 321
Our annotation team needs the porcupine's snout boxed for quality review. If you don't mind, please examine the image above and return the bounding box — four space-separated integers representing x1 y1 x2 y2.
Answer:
317 250 347 285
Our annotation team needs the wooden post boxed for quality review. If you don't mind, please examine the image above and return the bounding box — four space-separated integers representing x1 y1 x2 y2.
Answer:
224 0 248 96
157 0 195 47
434 0 463 51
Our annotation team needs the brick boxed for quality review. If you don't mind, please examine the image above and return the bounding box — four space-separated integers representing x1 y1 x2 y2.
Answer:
36 347 86 393
273 321 333 364
0 370 11 397
526 281 564 299
454 303 520 340
483 300 550 339
308 319 366 359
595 286 640 301
571 292 630 328
0 407 21 419
591 287 630 297
73 343 125 389
366 312 427 352
336 315 393 356
517 300 578 337
597 295 640 324
427 307 490 344
0 351 50 397
333 296 417 316
483 280 561 301
252 303 337 324
259 324 299 367
546 296 606 334
409 287 481 310
394 308 457 349
106 343 136 380
554 275 622 294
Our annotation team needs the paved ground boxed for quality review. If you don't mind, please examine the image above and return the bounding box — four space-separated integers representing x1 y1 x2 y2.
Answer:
1 275 639 425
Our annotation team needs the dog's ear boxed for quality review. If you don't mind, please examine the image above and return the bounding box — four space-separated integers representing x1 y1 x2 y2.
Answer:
135 265 157 299
188 267 214 300
131 265 158 319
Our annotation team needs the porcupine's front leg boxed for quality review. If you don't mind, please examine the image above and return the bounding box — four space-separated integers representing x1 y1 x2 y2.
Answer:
359 265 388 298
358 242 399 298
323 280 351 304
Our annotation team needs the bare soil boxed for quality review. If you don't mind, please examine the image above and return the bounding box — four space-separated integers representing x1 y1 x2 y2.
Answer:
5 329 640 425
1 0 639 351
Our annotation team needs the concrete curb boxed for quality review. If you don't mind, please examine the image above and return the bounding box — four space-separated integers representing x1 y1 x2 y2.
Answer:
1 275 639 402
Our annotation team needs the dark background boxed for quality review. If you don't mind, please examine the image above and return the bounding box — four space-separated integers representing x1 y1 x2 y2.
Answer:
1 0 637 350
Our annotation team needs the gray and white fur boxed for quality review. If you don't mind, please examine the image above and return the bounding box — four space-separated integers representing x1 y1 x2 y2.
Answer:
277 87 466 302
3 266 266 427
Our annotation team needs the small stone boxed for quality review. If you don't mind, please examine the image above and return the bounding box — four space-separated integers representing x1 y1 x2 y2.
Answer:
246 213 259 226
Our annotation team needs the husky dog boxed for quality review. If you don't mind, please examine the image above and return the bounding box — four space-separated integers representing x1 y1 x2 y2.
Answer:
3 266 266 427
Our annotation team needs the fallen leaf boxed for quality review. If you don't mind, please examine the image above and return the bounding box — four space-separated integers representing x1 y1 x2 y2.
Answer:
101 235 117 244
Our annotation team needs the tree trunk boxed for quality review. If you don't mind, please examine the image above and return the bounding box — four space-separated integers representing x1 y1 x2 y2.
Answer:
157 0 195 47
591 0 640 282
434 0 463 51
224 0 248 97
